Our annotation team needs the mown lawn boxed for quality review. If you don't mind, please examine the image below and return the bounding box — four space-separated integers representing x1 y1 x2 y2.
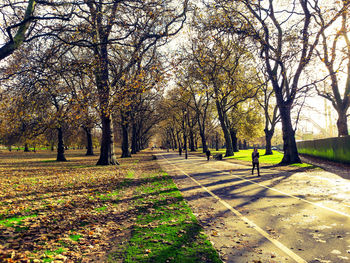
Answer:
207 149 313 168
0 150 221 263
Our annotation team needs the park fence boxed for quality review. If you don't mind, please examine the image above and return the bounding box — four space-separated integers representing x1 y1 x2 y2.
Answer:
296 136 350 164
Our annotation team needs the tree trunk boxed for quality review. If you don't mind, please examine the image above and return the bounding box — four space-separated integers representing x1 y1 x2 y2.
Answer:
94 31 119 165
131 123 138 154
183 133 188 159
215 100 234 156
171 129 177 149
264 128 274 155
279 105 301 164
24 143 29 152
56 127 67 162
230 128 239 152
196 111 207 153
200 131 207 153
177 132 182 155
189 129 195 151
97 116 119 165
84 127 94 156
238 140 242 150
336 109 349 136
121 113 131 158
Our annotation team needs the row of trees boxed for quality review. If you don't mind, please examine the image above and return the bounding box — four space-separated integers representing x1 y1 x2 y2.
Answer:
1 0 350 165
0 0 188 164
159 0 350 164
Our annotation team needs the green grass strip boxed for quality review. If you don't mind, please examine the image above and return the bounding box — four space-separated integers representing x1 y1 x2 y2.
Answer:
0 214 37 227
115 172 222 263
209 149 313 167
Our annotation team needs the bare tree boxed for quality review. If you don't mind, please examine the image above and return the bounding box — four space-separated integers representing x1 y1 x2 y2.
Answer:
315 1 350 136
256 69 280 155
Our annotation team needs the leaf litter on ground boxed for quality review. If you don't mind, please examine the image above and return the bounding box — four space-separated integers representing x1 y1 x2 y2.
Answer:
0 150 222 263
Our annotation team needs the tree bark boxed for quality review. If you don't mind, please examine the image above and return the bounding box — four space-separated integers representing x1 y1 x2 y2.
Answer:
200 130 207 153
84 127 94 156
94 35 119 165
131 123 138 154
336 109 349 136
56 127 67 162
215 100 234 156
279 105 301 164
97 116 119 165
177 131 182 155
24 143 29 152
121 112 131 158
196 111 207 152
189 129 195 151
183 133 188 159
264 128 274 155
230 128 239 152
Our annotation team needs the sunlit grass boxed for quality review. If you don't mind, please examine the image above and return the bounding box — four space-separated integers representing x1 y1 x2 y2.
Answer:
115 172 222 263
206 149 314 167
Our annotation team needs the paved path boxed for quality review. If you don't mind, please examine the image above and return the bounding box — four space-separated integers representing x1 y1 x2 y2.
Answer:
156 151 350 263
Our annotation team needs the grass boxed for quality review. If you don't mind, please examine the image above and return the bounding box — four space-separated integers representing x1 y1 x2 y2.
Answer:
69 234 82 242
109 172 221 263
0 149 222 263
0 214 37 231
208 149 314 167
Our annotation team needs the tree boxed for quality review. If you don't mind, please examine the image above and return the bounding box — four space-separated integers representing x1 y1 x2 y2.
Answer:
188 29 258 156
213 0 349 164
59 0 189 165
175 54 213 153
0 0 73 61
1 38 85 161
256 69 280 155
0 0 36 60
130 91 165 154
315 1 350 136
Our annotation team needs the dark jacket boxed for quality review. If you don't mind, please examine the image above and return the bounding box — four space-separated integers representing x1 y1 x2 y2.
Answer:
252 151 259 163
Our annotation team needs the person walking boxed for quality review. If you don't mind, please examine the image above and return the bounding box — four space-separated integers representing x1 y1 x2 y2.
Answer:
206 149 211 161
252 147 260 176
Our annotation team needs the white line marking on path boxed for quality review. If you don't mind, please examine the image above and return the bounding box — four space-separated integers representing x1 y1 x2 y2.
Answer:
159 154 307 263
218 168 350 219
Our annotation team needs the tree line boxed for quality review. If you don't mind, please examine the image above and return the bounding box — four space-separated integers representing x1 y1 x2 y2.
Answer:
159 0 350 164
0 0 349 165
0 0 188 163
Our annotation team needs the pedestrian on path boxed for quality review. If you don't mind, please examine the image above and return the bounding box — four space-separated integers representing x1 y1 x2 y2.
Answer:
206 149 211 161
252 147 260 176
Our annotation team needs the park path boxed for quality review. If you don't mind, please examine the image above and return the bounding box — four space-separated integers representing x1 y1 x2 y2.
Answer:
156 151 350 263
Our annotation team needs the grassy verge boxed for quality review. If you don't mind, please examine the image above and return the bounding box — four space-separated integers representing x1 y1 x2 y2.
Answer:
207 149 314 168
111 172 221 263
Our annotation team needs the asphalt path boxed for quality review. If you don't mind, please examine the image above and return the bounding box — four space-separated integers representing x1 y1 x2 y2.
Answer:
156 151 350 263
